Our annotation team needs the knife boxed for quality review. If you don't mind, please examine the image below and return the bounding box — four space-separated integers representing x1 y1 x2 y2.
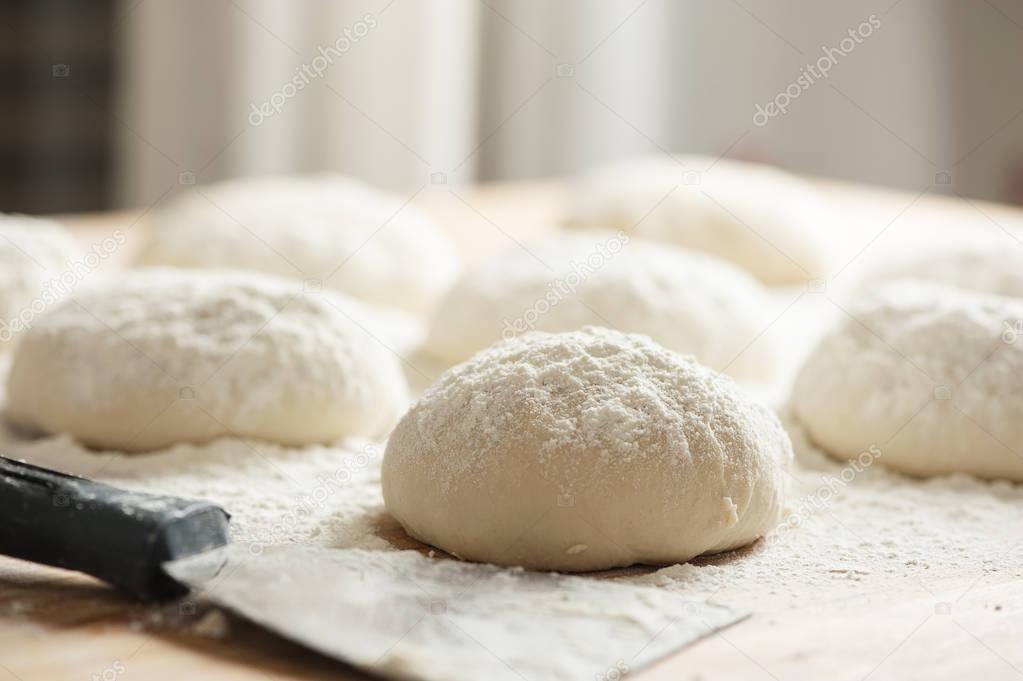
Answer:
0 455 749 681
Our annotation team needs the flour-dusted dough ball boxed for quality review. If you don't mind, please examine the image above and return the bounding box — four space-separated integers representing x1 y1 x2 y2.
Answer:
384 327 792 572
138 174 459 314
793 283 1023 481
856 238 1023 298
566 155 831 284
0 214 80 345
6 269 409 452
423 231 778 381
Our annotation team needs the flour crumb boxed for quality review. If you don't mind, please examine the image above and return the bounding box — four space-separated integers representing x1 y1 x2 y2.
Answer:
192 609 230 639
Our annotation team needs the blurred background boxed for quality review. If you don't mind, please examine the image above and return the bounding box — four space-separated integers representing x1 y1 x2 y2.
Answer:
2 0 1022 214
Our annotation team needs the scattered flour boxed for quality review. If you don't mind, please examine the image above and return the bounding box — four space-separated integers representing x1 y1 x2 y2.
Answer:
630 413 1023 612
1 285 1021 625
2 330 1020 622
190 609 230 639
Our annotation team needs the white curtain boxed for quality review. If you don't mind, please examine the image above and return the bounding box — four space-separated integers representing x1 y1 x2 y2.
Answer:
115 1 1021 208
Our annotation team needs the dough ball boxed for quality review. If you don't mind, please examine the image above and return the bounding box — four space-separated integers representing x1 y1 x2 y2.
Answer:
7 269 409 452
423 230 778 382
384 326 792 571
792 283 1023 481
0 214 80 345
856 238 1023 297
137 174 459 314
565 155 831 284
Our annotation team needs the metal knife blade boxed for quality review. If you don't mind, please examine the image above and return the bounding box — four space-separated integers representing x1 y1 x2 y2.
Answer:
166 544 748 681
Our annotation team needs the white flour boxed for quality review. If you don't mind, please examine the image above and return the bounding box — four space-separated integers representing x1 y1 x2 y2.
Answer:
4 385 1021 621
636 416 1023 612
2 289 1021 625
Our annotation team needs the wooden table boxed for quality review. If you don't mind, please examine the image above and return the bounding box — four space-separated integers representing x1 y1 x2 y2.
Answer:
3 178 1023 681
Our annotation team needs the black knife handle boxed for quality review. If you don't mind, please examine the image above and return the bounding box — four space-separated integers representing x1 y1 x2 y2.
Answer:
0 455 230 601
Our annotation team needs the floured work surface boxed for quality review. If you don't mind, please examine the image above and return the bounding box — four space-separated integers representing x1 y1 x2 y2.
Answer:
3 379 1023 681
3 182 1023 680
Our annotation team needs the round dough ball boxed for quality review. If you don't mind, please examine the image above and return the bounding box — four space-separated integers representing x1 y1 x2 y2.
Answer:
565 155 831 284
6 269 409 452
423 231 778 382
0 214 80 345
384 326 792 572
856 238 1023 297
792 283 1023 481
137 174 459 314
